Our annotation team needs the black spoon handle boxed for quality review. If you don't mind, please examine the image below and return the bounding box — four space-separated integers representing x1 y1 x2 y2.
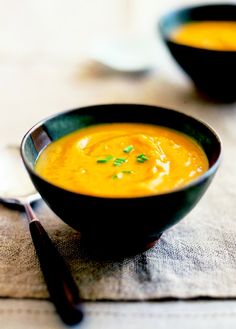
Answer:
24 203 83 325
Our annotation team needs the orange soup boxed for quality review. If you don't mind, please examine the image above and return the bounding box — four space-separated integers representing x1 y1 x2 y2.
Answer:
171 21 236 51
35 123 209 197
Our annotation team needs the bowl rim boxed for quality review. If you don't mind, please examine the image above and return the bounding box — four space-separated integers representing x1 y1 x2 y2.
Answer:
158 2 236 54
20 103 222 200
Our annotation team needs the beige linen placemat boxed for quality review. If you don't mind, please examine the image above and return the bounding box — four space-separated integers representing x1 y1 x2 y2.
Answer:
0 151 235 300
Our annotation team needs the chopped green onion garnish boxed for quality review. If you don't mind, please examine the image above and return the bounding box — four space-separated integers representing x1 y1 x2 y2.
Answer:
112 170 133 179
136 154 149 163
97 155 114 163
113 157 127 166
123 145 134 153
122 170 134 174
112 173 122 179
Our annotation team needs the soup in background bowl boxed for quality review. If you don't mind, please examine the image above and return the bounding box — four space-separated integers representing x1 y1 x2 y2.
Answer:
21 104 221 256
171 21 236 51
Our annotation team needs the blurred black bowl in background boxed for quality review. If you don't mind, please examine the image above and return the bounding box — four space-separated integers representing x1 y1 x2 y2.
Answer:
159 4 236 102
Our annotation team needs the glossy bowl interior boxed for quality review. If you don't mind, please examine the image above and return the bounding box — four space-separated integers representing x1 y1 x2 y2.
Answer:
159 4 236 102
21 104 221 256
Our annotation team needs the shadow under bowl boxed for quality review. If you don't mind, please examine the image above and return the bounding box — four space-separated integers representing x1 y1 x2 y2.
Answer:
21 104 221 256
159 4 236 102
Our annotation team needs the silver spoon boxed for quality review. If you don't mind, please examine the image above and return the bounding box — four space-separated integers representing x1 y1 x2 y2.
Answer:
0 145 83 325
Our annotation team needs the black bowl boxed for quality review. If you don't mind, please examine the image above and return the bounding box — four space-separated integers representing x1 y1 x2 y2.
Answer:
159 4 236 102
21 104 221 256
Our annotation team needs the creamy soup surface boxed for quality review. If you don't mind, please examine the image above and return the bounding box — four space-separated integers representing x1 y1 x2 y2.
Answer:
171 21 236 51
35 123 209 197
